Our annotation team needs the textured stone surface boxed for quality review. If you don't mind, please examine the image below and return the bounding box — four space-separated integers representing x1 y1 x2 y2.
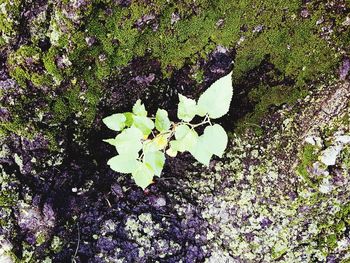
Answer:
0 0 350 262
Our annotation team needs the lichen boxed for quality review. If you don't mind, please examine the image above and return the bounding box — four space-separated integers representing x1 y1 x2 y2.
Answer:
1 1 350 262
0 0 21 48
175 81 350 262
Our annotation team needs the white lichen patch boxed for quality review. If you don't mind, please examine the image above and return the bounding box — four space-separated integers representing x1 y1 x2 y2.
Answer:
318 133 350 166
176 82 350 262
0 237 14 263
13 153 24 173
16 201 56 244
320 145 343 166
305 135 323 147
123 212 180 259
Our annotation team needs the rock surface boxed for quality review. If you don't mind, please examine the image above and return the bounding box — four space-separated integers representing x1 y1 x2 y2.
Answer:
0 0 350 262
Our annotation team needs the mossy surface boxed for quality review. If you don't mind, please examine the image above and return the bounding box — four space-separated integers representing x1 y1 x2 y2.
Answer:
236 84 307 134
0 2 350 260
296 143 322 188
0 0 21 48
1 0 349 147
341 145 350 169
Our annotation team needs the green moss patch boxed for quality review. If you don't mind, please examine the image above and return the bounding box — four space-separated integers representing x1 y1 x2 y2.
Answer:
296 143 321 188
1 0 349 145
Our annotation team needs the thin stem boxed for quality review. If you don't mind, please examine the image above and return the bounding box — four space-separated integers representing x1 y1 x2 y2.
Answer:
187 117 211 128
244 122 261 128
72 223 81 263
207 116 212 126
104 196 112 207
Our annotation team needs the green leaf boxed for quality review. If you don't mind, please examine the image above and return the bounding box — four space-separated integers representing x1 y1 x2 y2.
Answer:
143 139 157 153
202 124 228 157
132 162 154 190
132 99 147 117
197 71 233 119
132 116 155 137
107 155 139 173
188 124 228 166
102 113 126 131
174 124 192 140
177 94 197 122
155 109 171 132
153 134 169 150
170 125 198 152
113 127 144 157
189 135 213 166
166 147 177 157
144 151 165 177
103 138 118 146
123 112 134 127
143 134 169 152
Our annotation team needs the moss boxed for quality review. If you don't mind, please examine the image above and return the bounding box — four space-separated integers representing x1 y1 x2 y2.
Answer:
42 47 64 84
52 74 101 127
325 234 338 250
35 232 47 246
235 85 307 134
7 45 40 86
0 191 17 207
0 0 21 48
335 220 346 234
96 61 111 80
42 131 59 152
192 68 205 83
338 203 350 224
7 45 59 88
230 1 337 84
72 0 347 80
30 73 54 87
9 67 30 87
341 145 350 169
312 202 350 255
53 98 70 122
324 110 350 138
296 144 320 188
8 45 41 60
0 116 35 140
2 0 350 146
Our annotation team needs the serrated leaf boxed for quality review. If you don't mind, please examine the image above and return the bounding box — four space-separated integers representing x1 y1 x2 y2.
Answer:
170 125 198 152
113 127 143 157
102 113 126 131
103 138 118 146
153 134 169 150
143 139 157 153
132 116 155 137
188 124 228 166
107 155 139 174
132 99 147 117
144 134 170 152
202 124 228 157
132 162 154 190
189 135 213 166
144 151 165 177
197 71 233 119
177 94 197 122
155 109 171 132
123 112 134 127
